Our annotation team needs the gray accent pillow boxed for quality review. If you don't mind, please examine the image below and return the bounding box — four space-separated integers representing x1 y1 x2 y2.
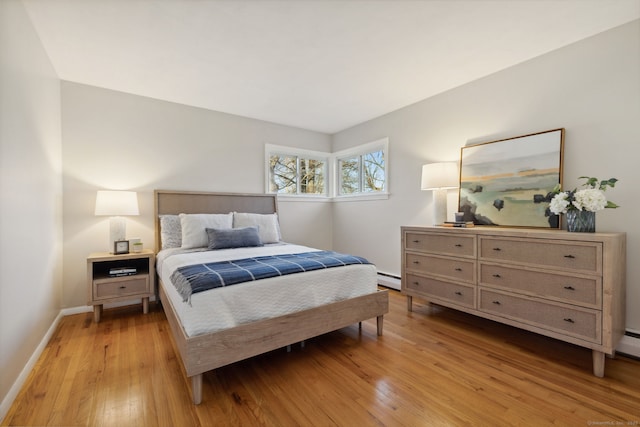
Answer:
206 227 264 250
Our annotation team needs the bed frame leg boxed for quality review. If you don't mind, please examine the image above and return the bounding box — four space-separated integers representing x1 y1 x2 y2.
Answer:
192 374 203 405
376 315 384 336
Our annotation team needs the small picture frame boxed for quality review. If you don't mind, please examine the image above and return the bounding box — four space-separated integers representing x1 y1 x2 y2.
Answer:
113 240 130 255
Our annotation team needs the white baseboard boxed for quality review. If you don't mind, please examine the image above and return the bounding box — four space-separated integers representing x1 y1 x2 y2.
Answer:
0 310 64 422
61 296 158 317
377 272 400 290
617 334 640 358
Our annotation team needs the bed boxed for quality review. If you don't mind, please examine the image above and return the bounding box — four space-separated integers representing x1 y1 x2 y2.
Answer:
154 190 389 404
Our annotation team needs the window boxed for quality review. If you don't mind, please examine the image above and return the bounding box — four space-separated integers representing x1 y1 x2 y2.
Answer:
265 138 389 200
266 145 328 196
335 138 388 198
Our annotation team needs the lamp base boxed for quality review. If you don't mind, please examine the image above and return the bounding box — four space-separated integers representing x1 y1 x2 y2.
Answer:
109 216 126 251
432 188 448 225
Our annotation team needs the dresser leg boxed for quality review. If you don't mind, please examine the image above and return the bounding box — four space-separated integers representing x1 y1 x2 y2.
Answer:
592 350 605 377
406 296 413 312
143 297 149 314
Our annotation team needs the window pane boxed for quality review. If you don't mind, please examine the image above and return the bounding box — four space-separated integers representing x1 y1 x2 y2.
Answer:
269 154 297 194
300 158 325 194
340 157 360 194
363 150 385 192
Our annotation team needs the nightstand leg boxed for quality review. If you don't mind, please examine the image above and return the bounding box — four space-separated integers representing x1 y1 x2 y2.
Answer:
93 305 102 323
143 297 149 314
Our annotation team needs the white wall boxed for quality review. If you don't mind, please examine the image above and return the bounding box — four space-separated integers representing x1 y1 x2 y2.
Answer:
332 20 640 331
61 82 333 308
0 0 63 414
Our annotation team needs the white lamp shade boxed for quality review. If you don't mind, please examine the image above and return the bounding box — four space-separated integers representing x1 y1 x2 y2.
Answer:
95 190 139 216
421 162 459 190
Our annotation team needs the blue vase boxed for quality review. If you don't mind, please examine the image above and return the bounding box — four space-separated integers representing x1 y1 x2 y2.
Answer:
566 210 596 233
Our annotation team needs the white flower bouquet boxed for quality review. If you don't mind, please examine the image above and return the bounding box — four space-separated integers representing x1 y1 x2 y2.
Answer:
549 176 619 215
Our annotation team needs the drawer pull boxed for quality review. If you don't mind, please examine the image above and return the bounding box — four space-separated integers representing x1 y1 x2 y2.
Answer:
454 267 462 271
563 318 575 323
564 254 576 259
412 260 420 264
492 300 501 305
412 240 420 243
454 291 463 296
412 281 420 286
119 286 126 289
492 274 501 278
563 285 576 291
454 244 463 247
492 247 502 251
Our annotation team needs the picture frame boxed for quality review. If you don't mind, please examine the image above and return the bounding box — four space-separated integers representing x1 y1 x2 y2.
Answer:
458 128 564 228
113 240 130 255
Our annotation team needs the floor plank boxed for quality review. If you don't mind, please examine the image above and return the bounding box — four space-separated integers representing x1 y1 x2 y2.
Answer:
3 289 640 426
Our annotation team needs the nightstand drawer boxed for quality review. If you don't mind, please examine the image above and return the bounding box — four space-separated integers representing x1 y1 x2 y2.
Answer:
405 232 475 257
405 273 475 308
479 289 601 344
479 237 601 273
405 253 475 283
94 276 149 300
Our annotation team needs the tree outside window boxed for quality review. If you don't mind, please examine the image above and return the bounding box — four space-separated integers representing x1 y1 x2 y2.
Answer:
269 153 326 195
338 149 385 195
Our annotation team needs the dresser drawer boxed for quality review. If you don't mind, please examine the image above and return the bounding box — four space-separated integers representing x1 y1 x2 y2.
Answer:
405 273 475 308
479 263 601 308
479 237 601 273
479 289 601 344
406 253 475 283
94 276 149 300
405 232 475 257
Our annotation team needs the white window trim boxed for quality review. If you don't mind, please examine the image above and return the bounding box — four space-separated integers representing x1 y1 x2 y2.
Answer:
332 137 389 201
265 138 390 201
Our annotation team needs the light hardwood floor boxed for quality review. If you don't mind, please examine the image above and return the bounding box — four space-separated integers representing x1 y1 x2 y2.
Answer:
3 289 640 426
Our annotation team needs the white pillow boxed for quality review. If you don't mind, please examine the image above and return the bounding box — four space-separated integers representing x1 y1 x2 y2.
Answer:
233 212 281 244
159 215 182 249
180 213 233 248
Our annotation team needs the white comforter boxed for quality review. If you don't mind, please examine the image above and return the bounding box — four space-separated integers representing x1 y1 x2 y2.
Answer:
158 244 378 338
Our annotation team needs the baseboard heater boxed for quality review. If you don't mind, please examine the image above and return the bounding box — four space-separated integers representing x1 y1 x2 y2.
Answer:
618 330 640 359
377 272 400 290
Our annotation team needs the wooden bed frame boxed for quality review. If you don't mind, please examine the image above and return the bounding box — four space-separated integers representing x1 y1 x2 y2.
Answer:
154 190 389 404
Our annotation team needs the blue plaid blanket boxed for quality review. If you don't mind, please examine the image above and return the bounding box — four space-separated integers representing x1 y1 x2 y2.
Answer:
171 251 372 303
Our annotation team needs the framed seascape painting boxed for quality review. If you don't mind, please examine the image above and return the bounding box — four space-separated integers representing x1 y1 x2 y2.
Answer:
458 128 564 228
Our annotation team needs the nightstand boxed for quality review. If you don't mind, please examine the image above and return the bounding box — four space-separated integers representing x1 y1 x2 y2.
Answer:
87 249 155 322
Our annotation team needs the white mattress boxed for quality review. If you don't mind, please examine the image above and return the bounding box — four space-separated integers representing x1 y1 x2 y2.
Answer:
158 244 378 338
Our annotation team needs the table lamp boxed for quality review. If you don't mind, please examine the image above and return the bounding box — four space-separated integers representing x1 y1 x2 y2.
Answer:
94 190 139 251
421 162 458 225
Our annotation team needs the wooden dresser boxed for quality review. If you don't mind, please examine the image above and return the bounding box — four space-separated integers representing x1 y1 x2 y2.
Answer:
401 226 626 377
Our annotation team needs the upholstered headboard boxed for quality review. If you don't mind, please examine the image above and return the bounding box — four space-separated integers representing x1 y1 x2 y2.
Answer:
153 190 278 252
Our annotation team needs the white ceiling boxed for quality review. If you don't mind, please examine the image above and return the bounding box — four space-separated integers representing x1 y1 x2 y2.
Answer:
23 0 640 134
